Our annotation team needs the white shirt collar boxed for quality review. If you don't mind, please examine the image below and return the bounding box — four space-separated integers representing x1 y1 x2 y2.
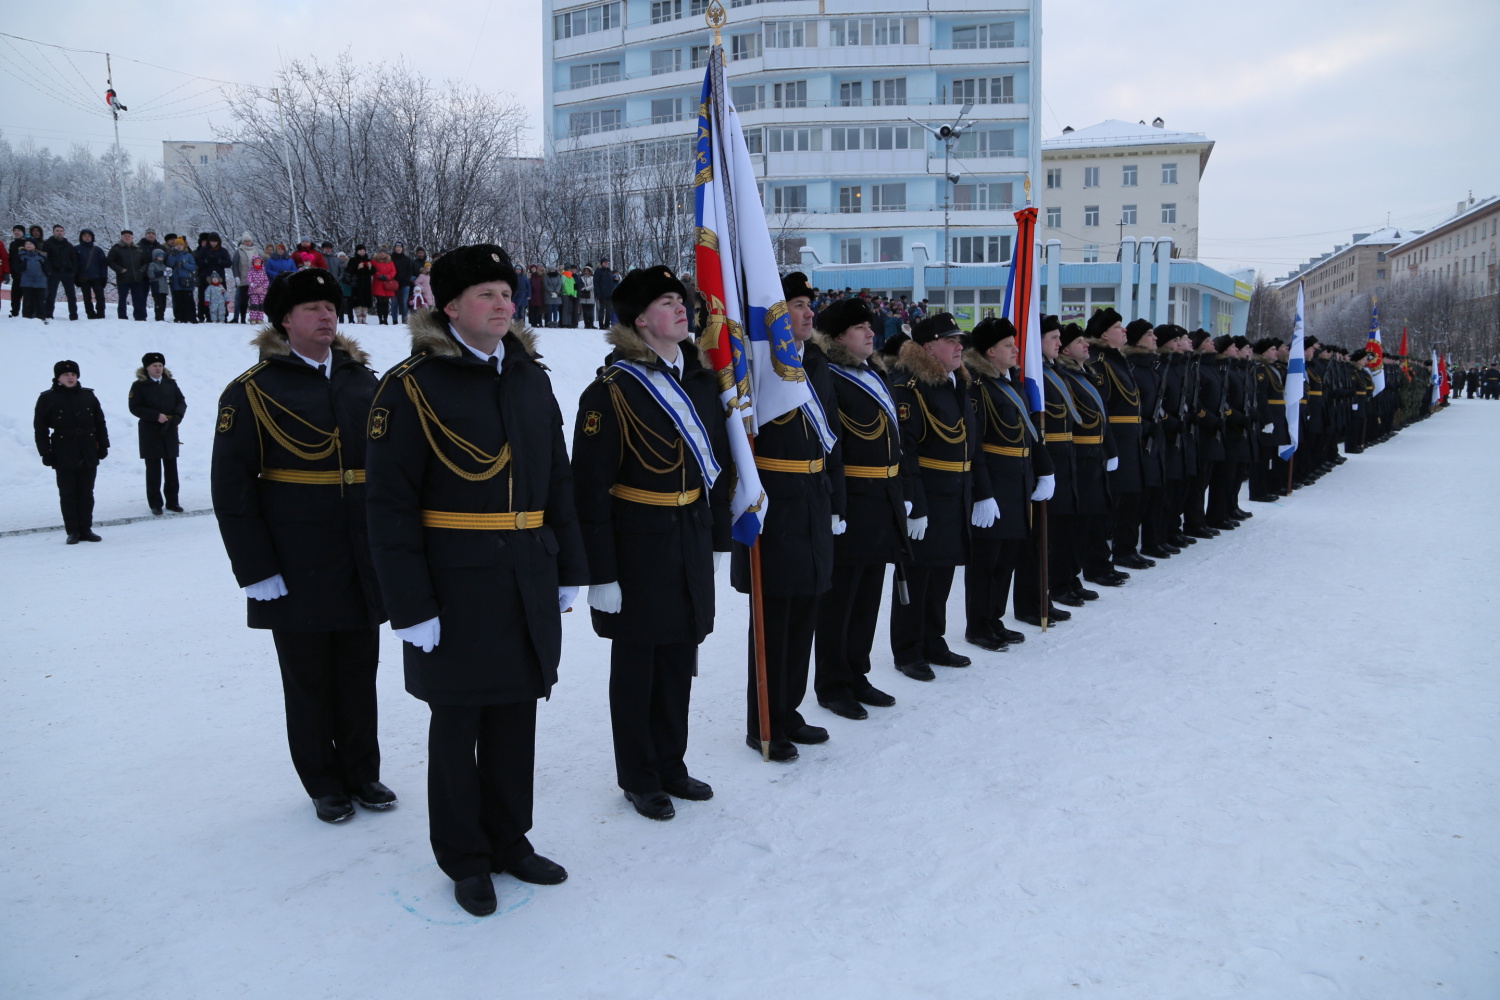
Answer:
650 346 681 376
450 324 499 364
292 348 332 376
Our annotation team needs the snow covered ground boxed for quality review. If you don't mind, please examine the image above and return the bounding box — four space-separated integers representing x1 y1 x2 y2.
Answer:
2 316 1496 998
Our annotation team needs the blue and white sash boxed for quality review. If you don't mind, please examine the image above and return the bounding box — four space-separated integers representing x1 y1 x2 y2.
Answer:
799 387 840 456
830 364 899 428
612 360 722 487
994 378 1038 441
1064 366 1106 416
1045 367 1083 423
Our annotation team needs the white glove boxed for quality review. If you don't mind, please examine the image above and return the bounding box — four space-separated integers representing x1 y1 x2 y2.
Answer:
394 616 440 652
1106 457 1120 472
558 586 579 613
904 500 913 516
1262 423 1274 434
831 515 847 536
970 498 999 528
244 574 287 601
588 581 623 614
906 516 929 541
1352 404 1359 411
1030 474 1056 502
713 551 724 573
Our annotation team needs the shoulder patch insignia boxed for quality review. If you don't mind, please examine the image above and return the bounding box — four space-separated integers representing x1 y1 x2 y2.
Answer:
583 411 603 436
217 406 235 433
369 407 390 440
898 401 911 422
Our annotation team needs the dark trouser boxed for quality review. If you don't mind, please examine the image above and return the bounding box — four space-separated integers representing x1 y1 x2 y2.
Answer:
8 279 19 315
889 564 955 667
55 466 98 534
427 700 536 882
1111 489 1142 560
1016 512 1078 615
269 627 382 800
117 281 148 320
235 284 250 323
814 562 886 702
599 308 615 330
80 280 106 318
1079 513 1113 579
151 291 168 322
746 593 819 742
144 456 179 510
545 304 560 326
1140 485 1166 549
561 296 576 328
528 303 542 326
171 289 196 322
45 275 78 319
20 287 45 318
1186 465 1213 529
375 298 391 323
581 303 595 328
966 537 1021 635
392 287 411 323
610 640 695 793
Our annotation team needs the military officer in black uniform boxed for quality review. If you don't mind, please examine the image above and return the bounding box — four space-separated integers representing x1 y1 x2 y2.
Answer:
733 271 841 761
572 265 731 820
1087 310 1150 571
1186 330 1227 535
211 268 396 826
811 296 906 719
365 245 587 917
1250 337 1291 499
129 351 187 515
888 313 976 680
34 359 109 543
1056 322 1121 600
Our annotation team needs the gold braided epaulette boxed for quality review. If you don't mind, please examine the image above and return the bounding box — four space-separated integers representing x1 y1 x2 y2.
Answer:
235 361 268 383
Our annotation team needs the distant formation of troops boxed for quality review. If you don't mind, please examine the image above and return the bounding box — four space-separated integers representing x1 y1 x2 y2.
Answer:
1455 363 1500 400
201 253 1448 917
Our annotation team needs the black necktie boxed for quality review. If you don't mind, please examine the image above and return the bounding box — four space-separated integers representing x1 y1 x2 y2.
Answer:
318 363 326 377
488 356 499 371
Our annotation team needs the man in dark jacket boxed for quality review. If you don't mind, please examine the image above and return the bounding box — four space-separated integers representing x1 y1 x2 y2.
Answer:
107 230 149 320
42 225 79 321
129 352 187 514
137 229 165 261
195 233 234 322
75 229 109 319
7 225 26 317
365 245 588 918
592 258 617 328
390 244 415 325
35 360 109 543
573 265 731 821
211 268 397 827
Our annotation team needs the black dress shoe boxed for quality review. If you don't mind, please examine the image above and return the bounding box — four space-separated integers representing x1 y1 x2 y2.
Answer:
817 693 868 720
1246 493 1279 503
1052 591 1086 607
963 631 1008 651
992 623 1026 644
896 661 935 681
661 775 713 800
1184 526 1217 539
745 734 799 761
1069 585 1099 601
314 794 355 823
928 649 972 668
1085 572 1127 587
851 678 896 707
1171 532 1196 546
624 789 675 821
1232 508 1254 519
454 875 497 916
1161 542 1184 554
351 781 397 810
501 852 568 885
65 533 80 545
151 507 164 516
1047 605 1073 622
1206 519 1238 530
1140 545 1173 559
787 722 829 744
166 504 184 513
1115 553 1155 569
81 530 102 542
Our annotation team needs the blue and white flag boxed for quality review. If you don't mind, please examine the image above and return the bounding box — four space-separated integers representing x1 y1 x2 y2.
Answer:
1430 348 1442 407
1367 299 1387 394
1281 282 1306 461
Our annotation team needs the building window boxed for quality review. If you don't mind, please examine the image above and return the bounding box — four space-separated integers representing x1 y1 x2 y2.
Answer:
839 238 863 264
1045 206 1061 228
569 108 622 137
839 81 863 106
554 2 620 39
765 20 816 48
1084 205 1099 227
952 128 1014 158
691 45 711 69
199 155 209 165
1084 166 1099 188
731 33 762 60
649 0 680 24
773 80 807 108
1161 162 1177 185
952 235 1010 263
569 62 621 89
953 182 1013 211
872 183 906 213
871 78 907 106
766 127 821 152
1046 168 1062 189
1082 244 1099 263
831 17 918 46
1376 268 1386 279
878 236 903 262
731 84 764 110
650 49 682 75
951 22 1015 48
1121 204 1137 225
1376 251 1387 261
838 186 862 213
950 76 1014 105
1161 203 1176 224
743 128 763 154
650 97 684 124
773 186 807 214
831 125 921 150
1122 164 1138 187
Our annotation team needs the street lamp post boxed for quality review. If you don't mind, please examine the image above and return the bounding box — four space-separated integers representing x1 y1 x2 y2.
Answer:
912 102 973 295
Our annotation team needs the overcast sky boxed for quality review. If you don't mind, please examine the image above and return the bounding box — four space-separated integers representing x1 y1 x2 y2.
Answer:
4 0 1495 279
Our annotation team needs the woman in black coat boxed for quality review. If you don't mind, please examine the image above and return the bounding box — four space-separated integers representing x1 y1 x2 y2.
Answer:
129 352 187 514
346 246 375 323
35 360 109 542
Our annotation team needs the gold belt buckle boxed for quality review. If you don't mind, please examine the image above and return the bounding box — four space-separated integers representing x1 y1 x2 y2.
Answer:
514 510 530 530
342 469 356 485
677 491 692 506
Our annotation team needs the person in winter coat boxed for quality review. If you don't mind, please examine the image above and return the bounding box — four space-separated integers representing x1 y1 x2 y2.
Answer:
205 273 229 322
129 352 187 514
559 267 577 328
290 240 327 271
370 251 398 325
14 239 49 318
75 229 109 319
346 246 374 323
320 243 343 284
107 230 150 321
138 229 165 261
511 263 529 321
146 249 170 321
166 239 199 323
35 360 109 543
365 244 586 917
528 264 544 327
194 233 233 322
592 258 617 329
232 234 257 323
246 256 270 323
577 266 595 329
0 239 7 303
42 225 79 321
263 243 296 283
333 253 353 321
6 225 23 318
390 244 415 325
412 261 433 309
543 267 562 326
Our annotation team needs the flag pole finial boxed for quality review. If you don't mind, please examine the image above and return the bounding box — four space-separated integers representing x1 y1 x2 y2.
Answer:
706 0 726 46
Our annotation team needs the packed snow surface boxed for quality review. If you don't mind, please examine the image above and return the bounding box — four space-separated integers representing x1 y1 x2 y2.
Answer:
2 317 1496 998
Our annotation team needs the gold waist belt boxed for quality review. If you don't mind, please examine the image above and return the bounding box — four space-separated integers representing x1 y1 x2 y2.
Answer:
982 444 1029 458
1268 399 1286 405
609 484 702 507
1043 432 1072 443
755 456 825 474
1356 390 1369 396
420 509 546 530
1307 390 1323 396
1108 415 1141 424
261 467 364 485
1074 434 1104 445
917 456 971 472
844 463 900 479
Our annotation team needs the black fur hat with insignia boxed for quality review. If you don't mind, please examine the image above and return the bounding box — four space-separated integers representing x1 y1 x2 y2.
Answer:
911 312 965 344
813 296 876 336
1084 307 1123 340
264 267 343 335
781 271 815 303
969 316 1017 355
611 264 688 328
430 243 517 311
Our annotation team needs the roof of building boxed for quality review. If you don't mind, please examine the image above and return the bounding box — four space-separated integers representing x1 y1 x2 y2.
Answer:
1390 195 1499 255
1042 119 1211 151
1271 227 1410 287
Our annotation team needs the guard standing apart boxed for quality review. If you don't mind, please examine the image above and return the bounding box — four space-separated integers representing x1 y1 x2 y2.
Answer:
572 265 731 821
733 271 841 761
365 245 587 918
130 352 187 515
811 297 906 719
888 313 977 680
35 359 108 543
212 268 396 826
